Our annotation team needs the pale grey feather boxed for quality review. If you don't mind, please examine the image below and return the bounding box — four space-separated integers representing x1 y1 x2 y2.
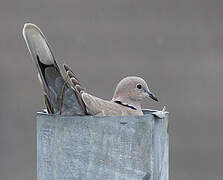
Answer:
23 23 161 117
23 23 86 115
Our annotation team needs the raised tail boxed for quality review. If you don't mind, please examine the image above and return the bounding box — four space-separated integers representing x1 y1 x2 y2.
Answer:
23 23 86 115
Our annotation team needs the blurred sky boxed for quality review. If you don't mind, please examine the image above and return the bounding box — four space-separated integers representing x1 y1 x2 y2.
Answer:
0 0 223 179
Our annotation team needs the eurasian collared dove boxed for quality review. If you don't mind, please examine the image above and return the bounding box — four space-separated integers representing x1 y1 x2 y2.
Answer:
23 23 161 116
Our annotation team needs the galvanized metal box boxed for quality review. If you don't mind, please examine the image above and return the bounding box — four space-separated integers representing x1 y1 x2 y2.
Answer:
37 110 168 180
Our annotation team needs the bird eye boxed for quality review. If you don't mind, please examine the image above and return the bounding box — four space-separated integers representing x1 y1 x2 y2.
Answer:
136 84 142 89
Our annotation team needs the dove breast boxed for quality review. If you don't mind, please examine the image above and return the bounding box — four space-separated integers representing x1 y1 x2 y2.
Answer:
81 92 143 116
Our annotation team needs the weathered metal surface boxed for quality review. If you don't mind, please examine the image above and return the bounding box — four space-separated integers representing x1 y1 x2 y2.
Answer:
37 110 168 180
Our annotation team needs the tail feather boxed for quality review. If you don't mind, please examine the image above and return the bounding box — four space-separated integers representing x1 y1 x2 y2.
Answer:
23 23 86 115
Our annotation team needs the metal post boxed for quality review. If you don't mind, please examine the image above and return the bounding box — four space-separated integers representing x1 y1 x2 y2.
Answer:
37 109 168 180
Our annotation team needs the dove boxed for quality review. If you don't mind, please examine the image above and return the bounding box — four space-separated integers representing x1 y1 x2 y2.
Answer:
23 23 159 116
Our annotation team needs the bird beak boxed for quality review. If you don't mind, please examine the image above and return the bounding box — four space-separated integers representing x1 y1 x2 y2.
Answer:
145 90 158 102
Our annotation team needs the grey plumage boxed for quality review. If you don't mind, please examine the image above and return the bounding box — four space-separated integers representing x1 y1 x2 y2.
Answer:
23 23 86 115
23 23 162 117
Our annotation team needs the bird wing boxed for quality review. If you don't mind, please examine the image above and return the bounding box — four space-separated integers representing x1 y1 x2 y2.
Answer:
63 64 87 114
81 92 142 116
23 23 86 115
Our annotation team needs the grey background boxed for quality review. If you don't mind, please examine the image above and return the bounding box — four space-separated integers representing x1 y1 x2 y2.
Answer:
0 0 222 179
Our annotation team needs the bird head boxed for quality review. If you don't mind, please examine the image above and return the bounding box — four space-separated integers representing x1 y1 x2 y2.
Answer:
112 76 158 107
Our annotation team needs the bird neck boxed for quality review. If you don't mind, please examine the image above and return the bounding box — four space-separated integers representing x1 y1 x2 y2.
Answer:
112 97 141 110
